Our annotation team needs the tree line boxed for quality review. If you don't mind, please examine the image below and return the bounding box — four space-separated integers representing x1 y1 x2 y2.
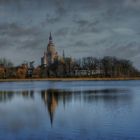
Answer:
0 56 139 79
73 56 139 77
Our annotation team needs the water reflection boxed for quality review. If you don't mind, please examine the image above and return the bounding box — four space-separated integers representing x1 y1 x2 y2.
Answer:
22 90 34 99
0 91 14 102
40 88 132 126
0 90 34 102
40 89 131 104
0 88 132 126
41 90 58 126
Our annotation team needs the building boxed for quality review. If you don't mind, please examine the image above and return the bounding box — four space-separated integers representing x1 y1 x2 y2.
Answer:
40 33 76 77
41 33 58 67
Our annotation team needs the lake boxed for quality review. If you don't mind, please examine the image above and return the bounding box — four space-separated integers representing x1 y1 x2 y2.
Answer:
0 80 140 140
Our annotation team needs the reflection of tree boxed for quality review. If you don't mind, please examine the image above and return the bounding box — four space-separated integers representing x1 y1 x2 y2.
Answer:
0 88 133 128
41 88 132 125
0 91 14 102
0 90 34 103
21 90 34 99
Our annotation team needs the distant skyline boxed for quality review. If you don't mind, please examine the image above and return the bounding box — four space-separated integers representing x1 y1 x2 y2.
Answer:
0 0 140 69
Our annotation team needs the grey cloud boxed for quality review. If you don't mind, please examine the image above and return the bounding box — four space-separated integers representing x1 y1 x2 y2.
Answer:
124 0 140 8
54 0 67 16
0 22 46 53
0 39 12 49
0 23 41 38
72 19 101 35
0 0 140 68
75 41 89 48
62 40 90 51
106 42 140 59
19 37 45 50
41 13 61 25
55 27 70 36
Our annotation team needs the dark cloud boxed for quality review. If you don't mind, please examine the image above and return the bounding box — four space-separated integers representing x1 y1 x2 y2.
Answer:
106 42 140 59
19 37 45 50
55 27 69 36
46 15 60 24
0 39 11 49
0 0 140 68
0 23 41 37
73 19 100 35
75 41 89 48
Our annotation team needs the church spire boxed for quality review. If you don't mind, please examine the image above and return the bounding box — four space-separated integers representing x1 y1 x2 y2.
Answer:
63 50 65 59
49 32 53 43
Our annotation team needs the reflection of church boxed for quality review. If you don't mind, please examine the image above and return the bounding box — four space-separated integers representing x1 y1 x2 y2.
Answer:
41 90 58 126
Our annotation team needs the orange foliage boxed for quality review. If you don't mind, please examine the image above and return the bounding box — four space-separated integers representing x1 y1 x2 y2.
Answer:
0 67 5 78
16 67 27 79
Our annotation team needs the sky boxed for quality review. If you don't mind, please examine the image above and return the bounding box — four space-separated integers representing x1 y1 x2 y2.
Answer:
0 0 140 69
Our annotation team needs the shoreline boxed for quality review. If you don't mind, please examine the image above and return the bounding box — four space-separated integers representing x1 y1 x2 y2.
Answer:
0 77 140 82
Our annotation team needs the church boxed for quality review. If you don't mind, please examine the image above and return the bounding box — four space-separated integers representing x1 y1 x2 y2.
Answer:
41 33 59 67
40 33 75 77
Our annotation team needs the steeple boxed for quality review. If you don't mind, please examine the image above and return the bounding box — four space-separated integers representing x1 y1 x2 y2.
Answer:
63 50 65 59
49 32 53 43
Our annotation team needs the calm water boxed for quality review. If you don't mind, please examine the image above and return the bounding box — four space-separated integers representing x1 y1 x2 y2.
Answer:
0 80 140 140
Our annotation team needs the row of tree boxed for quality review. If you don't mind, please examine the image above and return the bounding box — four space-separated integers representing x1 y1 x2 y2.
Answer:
0 56 139 79
73 56 139 77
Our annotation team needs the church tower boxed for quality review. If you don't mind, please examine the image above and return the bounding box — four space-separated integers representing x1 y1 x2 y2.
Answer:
47 32 58 65
41 33 58 66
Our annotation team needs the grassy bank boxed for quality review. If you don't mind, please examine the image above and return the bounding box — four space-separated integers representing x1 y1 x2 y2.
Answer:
0 77 140 82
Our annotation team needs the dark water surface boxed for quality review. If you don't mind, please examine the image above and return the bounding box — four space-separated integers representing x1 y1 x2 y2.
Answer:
0 80 140 140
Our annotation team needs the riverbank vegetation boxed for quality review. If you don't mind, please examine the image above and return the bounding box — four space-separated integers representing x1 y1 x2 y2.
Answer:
0 56 139 79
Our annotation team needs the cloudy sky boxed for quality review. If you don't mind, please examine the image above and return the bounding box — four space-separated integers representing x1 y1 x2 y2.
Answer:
0 0 140 69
